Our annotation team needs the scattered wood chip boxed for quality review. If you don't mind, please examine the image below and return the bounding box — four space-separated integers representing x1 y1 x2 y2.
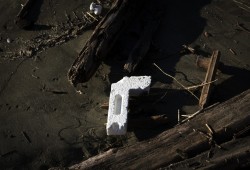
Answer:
100 101 109 110
204 31 212 37
182 44 195 54
229 48 237 55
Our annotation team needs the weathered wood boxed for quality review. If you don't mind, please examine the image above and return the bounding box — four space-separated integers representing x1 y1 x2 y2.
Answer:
68 89 250 170
199 50 220 108
68 0 145 85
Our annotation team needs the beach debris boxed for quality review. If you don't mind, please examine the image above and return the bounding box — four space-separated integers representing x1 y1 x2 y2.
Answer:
100 101 109 110
66 90 250 169
1 150 18 158
128 114 168 129
196 56 210 70
177 109 181 124
182 44 195 54
123 8 163 74
22 131 32 143
204 31 212 37
199 50 220 108
86 12 99 21
153 63 199 100
106 76 151 135
6 38 12 43
229 48 237 55
15 0 37 29
90 2 103 15
68 0 142 85
236 21 250 34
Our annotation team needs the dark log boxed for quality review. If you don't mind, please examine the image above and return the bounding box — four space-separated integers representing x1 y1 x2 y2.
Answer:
68 0 146 86
68 89 250 170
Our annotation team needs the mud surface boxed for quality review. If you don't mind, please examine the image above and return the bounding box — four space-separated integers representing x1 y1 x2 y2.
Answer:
0 0 250 169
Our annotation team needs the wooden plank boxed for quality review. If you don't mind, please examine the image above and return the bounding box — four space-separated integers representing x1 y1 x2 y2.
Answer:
199 50 220 108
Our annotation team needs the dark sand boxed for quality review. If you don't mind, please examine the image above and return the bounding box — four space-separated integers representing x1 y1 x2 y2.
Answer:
0 0 250 169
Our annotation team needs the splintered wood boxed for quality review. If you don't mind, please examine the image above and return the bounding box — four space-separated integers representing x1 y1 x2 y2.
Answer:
199 50 220 108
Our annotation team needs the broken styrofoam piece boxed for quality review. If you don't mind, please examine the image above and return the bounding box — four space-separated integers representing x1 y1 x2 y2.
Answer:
89 2 102 15
106 76 151 135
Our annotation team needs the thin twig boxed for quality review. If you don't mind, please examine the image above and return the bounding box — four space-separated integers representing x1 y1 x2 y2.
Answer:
185 79 218 90
86 12 99 21
153 63 199 100
178 102 219 125
152 91 168 105
206 123 215 135
178 109 180 124
236 21 250 34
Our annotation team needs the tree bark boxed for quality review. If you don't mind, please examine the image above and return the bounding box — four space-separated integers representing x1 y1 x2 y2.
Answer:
68 89 250 170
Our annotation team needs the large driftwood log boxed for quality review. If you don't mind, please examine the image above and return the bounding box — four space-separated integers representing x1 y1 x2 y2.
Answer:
69 89 250 170
68 0 146 85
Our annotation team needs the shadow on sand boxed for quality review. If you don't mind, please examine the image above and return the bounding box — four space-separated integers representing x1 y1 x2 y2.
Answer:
105 0 212 140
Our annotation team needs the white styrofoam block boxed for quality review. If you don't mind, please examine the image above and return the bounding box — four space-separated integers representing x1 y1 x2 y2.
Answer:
106 76 151 135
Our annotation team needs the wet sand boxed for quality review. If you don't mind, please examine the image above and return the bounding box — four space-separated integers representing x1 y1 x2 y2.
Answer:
0 0 250 169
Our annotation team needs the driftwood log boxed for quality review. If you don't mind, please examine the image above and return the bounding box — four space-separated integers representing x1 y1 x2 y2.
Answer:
68 89 250 170
68 0 145 85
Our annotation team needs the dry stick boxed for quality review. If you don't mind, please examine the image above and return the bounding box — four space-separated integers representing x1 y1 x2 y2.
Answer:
178 109 181 124
185 79 218 90
205 123 215 135
86 12 99 21
180 102 219 124
153 63 199 100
